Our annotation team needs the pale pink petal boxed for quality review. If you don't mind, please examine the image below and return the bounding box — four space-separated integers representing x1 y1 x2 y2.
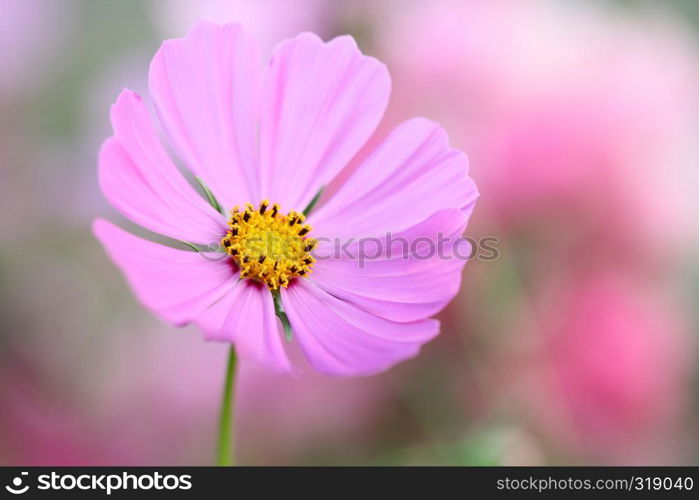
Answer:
93 219 236 326
311 118 478 238
99 90 226 244
149 20 260 208
311 210 469 322
195 282 292 373
282 279 439 376
259 32 390 210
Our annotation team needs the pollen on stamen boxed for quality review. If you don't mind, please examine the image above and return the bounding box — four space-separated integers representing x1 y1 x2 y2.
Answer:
220 200 317 290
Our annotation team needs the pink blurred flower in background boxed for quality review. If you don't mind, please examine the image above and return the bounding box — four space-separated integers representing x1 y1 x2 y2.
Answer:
510 273 694 464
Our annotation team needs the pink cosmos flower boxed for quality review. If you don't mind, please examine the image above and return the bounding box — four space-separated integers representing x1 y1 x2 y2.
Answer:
511 273 693 463
93 20 478 376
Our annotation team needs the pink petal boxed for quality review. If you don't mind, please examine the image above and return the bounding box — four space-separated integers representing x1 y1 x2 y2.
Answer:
195 282 292 373
311 118 478 238
259 33 390 210
311 209 469 322
149 20 260 208
282 279 439 376
99 90 226 244
93 219 236 326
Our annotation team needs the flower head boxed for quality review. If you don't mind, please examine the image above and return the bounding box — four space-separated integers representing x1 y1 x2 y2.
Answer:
94 21 478 376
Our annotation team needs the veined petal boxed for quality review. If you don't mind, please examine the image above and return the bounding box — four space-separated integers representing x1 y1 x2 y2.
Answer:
259 32 390 210
99 90 226 244
311 118 478 238
149 20 260 208
93 219 236 326
311 210 469 322
282 279 439 376
195 283 292 373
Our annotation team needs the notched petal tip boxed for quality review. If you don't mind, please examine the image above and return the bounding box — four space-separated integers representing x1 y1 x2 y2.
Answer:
157 18 251 51
115 87 141 102
91 217 112 240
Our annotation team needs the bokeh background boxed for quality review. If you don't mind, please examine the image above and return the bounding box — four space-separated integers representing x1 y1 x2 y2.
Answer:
2 0 699 465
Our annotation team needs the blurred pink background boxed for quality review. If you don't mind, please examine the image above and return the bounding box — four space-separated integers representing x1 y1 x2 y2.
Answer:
1 0 698 465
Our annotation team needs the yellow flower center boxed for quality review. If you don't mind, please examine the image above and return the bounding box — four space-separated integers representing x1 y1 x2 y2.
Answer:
221 200 317 290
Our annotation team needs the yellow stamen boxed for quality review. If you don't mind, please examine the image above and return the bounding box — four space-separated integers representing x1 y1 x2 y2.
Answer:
221 200 317 290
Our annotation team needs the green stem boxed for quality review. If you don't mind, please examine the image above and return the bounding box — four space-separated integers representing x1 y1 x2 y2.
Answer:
216 346 237 466
303 186 325 216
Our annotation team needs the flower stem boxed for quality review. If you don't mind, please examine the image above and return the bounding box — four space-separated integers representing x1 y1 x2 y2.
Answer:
216 345 237 466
